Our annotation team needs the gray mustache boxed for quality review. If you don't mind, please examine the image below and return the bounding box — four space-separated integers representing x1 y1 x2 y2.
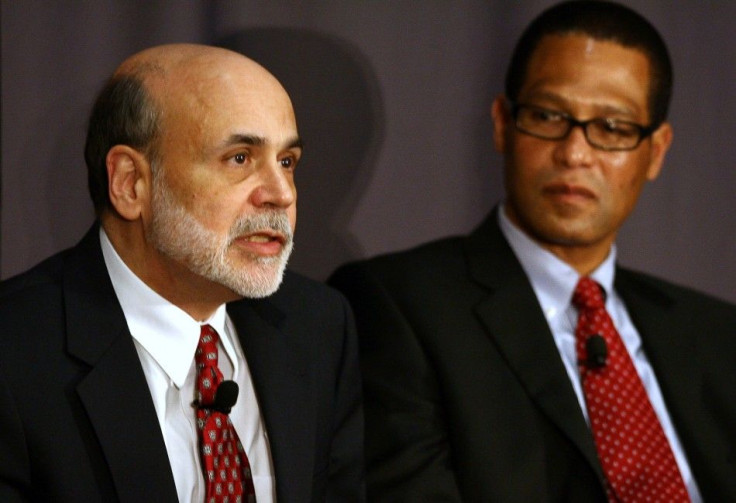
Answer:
229 212 293 243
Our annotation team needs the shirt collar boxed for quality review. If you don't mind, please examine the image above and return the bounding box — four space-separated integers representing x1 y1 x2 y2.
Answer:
497 203 616 319
99 228 230 388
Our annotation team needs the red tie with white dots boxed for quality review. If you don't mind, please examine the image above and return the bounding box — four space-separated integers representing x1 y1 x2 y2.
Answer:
573 277 689 503
196 324 256 503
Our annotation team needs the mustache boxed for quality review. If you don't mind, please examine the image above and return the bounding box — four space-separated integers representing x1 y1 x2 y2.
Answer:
229 211 293 243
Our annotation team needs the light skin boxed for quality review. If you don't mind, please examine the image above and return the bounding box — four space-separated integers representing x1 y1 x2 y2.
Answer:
492 34 673 275
101 44 302 321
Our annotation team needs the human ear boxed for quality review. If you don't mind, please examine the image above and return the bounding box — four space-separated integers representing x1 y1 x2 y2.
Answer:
645 122 673 181
491 95 512 154
106 145 151 221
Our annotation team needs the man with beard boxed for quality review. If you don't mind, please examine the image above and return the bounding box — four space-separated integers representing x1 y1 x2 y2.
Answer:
0 44 363 502
330 1 736 502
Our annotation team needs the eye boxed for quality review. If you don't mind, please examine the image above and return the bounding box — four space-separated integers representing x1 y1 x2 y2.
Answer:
602 119 621 133
233 153 248 164
280 156 297 170
533 108 563 122
598 119 638 138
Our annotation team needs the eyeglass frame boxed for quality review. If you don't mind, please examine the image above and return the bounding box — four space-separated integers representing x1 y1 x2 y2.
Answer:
509 102 659 152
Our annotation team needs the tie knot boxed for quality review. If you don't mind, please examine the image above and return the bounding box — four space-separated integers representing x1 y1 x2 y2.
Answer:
572 277 606 310
196 325 222 407
196 324 220 366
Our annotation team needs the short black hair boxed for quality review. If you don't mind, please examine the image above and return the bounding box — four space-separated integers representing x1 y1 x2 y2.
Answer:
84 72 161 216
505 0 673 128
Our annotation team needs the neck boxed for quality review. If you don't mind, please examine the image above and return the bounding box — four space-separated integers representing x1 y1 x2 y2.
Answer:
543 242 612 277
102 216 240 321
501 205 615 276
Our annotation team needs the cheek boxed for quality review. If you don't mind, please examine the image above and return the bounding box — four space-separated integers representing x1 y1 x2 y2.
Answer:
287 205 297 231
286 180 297 228
604 165 650 215
507 142 549 187
189 193 240 233
611 152 652 189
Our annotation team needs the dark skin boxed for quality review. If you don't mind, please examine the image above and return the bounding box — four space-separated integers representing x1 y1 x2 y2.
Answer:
492 34 672 275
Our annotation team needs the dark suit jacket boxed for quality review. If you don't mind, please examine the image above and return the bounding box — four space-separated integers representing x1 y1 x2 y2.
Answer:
0 226 364 502
329 211 736 502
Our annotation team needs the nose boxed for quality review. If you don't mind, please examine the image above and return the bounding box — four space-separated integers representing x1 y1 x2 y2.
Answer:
250 159 296 209
553 123 595 168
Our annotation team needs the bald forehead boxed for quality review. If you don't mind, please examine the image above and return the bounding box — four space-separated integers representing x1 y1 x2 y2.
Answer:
116 44 295 137
112 44 298 166
117 44 256 76
116 44 283 96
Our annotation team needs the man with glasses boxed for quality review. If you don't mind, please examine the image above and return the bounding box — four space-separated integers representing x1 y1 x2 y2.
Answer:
511 103 659 151
329 1 736 501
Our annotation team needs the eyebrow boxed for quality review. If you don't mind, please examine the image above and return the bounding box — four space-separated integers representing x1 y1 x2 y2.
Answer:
525 92 638 119
223 134 303 151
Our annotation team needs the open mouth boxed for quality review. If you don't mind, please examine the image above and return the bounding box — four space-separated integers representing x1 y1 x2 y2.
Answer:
243 232 285 244
234 231 287 256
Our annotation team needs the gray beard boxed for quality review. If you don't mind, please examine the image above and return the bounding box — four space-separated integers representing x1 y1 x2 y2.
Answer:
147 175 293 299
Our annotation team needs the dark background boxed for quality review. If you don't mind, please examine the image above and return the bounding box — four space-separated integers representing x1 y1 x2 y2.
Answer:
3 1 735 303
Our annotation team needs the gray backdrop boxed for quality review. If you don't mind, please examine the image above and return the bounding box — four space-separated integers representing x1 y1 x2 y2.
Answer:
3 1 736 304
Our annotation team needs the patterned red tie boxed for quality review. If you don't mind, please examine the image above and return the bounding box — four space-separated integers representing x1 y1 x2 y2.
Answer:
573 277 690 503
196 324 256 503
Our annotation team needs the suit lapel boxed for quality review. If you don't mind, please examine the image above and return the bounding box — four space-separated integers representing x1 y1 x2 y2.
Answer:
614 272 716 459
228 298 313 502
614 271 701 411
465 213 604 480
64 228 178 502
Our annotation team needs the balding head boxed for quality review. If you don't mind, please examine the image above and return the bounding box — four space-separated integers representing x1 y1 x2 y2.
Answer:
115 43 266 73
114 44 288 103
85 44 293 216
89 44 301 315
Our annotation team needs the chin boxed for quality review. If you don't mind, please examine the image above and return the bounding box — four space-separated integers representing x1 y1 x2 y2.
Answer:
221 259 288 299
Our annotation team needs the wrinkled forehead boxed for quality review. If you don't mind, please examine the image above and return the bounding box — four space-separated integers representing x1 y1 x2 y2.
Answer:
152 55 297 148
154 51 289 109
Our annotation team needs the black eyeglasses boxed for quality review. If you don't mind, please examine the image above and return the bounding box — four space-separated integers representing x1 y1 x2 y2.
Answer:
511 103 657 151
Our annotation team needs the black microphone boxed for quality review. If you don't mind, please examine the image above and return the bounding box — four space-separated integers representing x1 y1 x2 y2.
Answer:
196 380 240 414
212 380 239 414
585 334 608 369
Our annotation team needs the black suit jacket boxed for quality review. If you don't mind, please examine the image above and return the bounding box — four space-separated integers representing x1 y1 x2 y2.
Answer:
329 211 736 502
0 226 364 502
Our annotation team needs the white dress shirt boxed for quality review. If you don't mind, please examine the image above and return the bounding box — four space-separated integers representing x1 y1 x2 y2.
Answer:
497 205 702 502
100 229 276 502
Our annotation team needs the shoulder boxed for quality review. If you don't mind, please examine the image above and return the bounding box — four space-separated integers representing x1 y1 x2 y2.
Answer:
273 269 350 316
326 234 496 329
0 249 71 329
0 250 74 382
0 250 68 300
233 270 353 335
331 234 467 288
616 266 736 360
616 266 736 316
330 211 509 291
617 268 736 401
1 226 99 310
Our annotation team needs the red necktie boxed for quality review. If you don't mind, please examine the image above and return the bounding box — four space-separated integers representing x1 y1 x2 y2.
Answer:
196 324 256 502
573 277 689 503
